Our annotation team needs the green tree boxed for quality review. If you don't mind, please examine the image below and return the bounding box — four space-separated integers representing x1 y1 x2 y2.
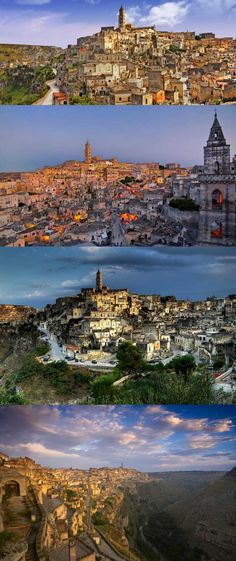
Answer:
117 342 145 373
170 355 196 385
70 95 96 105
91 372 117 402
0 387 27 405
169 198 200 211
213 356 225 369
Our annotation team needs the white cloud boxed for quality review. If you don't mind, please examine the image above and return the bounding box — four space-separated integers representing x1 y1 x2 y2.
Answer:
61 279 80 288
85 0 102 5
188 433 216 449
16 0 51 5
0 9 100 47
140 2 189 27
214 419 232 433
126 6 142 23
197 0 236 12
164 414 183 427
0 441 79 458
21 442 80 458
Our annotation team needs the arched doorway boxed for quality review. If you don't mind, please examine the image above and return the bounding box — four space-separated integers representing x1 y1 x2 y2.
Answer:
212 189 223 210
4 480 20 498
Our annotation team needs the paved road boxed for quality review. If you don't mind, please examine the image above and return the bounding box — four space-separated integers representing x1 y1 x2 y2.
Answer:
39 324 116 370
215 381 236 393
33 78 59 106
111 213 125 246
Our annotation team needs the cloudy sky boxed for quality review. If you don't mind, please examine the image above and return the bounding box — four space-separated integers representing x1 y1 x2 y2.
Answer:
0 246 236 308
0 405 235 470
0 107 235 172
0 1 235 46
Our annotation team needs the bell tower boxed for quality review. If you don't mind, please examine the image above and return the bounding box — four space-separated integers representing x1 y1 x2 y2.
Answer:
119 5 126 29
84 141 92 164
197 113 236 245
96 269 103 292
204 112 230 175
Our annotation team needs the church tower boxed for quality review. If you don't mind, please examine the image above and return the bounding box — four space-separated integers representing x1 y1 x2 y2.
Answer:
96 269 103 292
197 113 236 245
204 112 230 175
119 5 126 29
84 141 92 164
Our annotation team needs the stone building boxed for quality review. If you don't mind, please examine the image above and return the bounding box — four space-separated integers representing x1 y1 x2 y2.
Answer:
197 113 236 244
0 459 27 501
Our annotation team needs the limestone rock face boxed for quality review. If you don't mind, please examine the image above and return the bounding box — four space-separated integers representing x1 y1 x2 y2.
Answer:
168 469 236 561
0 305 38 357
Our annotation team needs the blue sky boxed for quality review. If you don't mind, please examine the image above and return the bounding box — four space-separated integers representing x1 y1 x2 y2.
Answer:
0 1 235 46
0 405 235 470
0 246 236 308
0 106 235 172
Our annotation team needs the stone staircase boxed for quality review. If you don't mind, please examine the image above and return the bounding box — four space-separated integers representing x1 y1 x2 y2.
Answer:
24 489 42 561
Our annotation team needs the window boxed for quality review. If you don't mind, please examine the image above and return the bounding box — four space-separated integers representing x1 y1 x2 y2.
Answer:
212 189 223 209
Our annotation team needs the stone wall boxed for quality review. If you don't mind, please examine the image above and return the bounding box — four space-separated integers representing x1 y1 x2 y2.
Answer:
163 205 199 225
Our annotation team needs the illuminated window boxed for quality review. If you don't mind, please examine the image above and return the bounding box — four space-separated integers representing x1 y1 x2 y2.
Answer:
212 189 223 209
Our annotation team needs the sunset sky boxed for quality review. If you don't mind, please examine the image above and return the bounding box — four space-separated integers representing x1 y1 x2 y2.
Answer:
0 405 235 471
0 107 235 172
0 1 235 46
0 246 236 307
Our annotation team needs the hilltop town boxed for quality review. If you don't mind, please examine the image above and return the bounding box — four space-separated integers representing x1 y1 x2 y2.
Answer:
0 114 236 247
41 270 236 378
0 269 235 404
0 450 149 561
0 451 235 561
1 6 236 105
55 5 236 106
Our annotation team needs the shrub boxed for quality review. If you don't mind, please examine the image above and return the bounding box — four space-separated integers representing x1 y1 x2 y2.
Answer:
169 198 200 211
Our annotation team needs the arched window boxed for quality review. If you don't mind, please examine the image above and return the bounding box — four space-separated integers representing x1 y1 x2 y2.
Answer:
215 161 220 174
212 189 223 209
